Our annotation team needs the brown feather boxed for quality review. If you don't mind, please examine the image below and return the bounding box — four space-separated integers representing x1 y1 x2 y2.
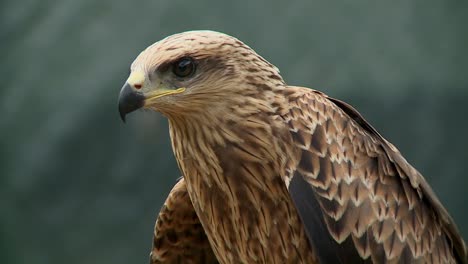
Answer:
285 88 467 263
150 178 218 264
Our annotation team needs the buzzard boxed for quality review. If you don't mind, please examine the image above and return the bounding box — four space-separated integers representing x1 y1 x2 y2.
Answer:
118 30 466 263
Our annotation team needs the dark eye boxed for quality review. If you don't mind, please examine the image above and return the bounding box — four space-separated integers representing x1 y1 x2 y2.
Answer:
172 57 196 78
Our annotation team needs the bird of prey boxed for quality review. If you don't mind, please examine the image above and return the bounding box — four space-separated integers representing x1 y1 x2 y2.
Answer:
118 30 466 263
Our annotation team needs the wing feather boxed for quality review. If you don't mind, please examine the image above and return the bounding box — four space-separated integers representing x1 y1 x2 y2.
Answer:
284 87 467 263
150 178 218 264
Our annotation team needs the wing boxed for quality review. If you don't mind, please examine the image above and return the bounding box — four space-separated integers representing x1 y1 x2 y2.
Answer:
150 178 219 264
283 87 467 264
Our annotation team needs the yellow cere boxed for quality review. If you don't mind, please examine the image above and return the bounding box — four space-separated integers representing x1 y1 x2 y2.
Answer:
127 71 145 86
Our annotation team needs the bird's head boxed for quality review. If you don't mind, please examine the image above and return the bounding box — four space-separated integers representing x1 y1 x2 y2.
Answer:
118 30 284 121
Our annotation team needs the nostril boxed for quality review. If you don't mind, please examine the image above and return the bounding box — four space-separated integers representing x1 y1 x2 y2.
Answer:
134 84 142 89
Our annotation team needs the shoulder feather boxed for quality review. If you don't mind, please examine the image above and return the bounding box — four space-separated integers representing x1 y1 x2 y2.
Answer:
283 87 466 263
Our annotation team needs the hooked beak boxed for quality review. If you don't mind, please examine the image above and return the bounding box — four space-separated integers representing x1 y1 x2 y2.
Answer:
118 71 186 122
118 82 145 122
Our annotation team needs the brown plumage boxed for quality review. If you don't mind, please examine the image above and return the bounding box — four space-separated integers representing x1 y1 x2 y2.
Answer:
151 178 218 264
118 30 467 263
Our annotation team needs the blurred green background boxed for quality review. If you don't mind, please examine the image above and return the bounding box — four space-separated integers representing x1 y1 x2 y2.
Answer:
1 1 467 263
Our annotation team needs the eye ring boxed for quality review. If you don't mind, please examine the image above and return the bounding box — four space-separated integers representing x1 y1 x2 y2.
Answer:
172 57 196 78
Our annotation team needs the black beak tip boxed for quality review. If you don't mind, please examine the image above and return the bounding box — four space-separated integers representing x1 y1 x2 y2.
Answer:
118 82 145 123
119 108 127 123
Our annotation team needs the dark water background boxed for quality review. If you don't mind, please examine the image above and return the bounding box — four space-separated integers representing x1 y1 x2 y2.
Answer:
2 1 467 263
